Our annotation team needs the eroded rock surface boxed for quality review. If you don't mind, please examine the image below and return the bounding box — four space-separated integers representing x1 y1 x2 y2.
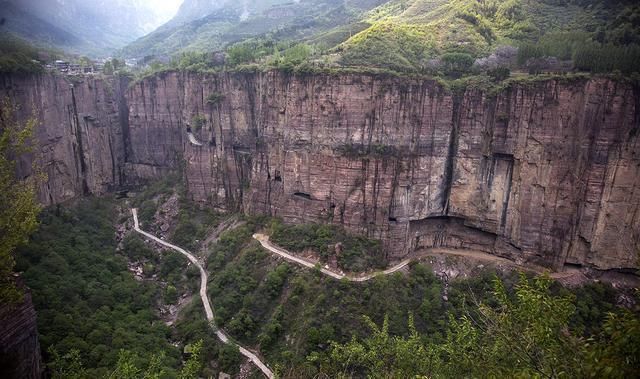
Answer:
3 72 639 271
0 278 43 378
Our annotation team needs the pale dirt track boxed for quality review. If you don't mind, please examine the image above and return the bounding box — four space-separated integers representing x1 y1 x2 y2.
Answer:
131 209 274 379
253 233 574 280
254 233 413 282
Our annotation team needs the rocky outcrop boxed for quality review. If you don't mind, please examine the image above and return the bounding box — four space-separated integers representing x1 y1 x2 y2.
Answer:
125 72 640 271
3 71 639 272
0 277 43 379
1 74 127 204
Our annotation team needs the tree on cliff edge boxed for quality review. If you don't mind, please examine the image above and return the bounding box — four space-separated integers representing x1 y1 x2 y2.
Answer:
0 98 41 304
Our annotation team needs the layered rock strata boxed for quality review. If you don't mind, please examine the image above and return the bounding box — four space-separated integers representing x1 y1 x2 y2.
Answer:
3 71 639 271
0 278 43 378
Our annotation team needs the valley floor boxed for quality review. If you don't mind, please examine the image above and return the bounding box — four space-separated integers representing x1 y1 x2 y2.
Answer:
131 208 275 379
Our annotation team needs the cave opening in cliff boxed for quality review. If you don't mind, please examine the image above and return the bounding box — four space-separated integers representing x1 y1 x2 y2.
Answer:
293 192 312 200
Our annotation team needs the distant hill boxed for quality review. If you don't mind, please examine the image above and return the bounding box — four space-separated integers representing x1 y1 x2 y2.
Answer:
0 0 178 56
121 0 640 76
334 0 640 72
120 0 388 59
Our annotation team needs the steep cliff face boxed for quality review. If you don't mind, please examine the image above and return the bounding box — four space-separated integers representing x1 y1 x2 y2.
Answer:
4 71 639 271
0 278 42 378
125 72 640 271
1 74 127 204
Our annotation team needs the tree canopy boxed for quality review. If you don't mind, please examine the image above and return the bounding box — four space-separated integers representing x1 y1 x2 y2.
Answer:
322 274 640 378
0 98 40 304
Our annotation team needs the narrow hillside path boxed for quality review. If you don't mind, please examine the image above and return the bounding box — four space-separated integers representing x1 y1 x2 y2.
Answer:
253 234 412 281
131 209 274 379
253 233 573 281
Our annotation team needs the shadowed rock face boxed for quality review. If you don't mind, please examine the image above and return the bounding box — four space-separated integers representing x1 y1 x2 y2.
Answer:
1 74 129 203
0 278 42 379
3 71 639 271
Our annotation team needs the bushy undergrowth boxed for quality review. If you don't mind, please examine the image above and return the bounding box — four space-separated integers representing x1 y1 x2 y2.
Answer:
0 34 44 74
269 219 387 272
131 175 221 252
204 225 630 377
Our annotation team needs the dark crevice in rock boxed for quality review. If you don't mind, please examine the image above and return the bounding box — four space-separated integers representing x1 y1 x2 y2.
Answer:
69 85 89 194
442 93 462 214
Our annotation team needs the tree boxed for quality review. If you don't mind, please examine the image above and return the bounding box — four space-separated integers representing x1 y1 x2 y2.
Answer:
108 350 141 379
0 98 40 304
325 274 640 378
440 52 475 77
49 348 86 379
103 61 114 75
440 274 583 377
582 299 640 378
179 340 203 379
226 42 258 66
326 314 436 378
103 58 125 75
50 341 203 379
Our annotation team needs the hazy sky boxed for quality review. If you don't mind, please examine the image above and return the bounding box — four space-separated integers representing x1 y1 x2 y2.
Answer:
145 0 184 23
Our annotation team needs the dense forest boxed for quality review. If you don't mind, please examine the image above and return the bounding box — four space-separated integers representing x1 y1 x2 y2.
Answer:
10 186 638 378
14 198 240 378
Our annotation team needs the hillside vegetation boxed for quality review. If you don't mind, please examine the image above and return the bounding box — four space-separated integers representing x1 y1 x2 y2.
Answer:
336 0 640 73
125 0 640 84
121 0 387 59
205 219 638 378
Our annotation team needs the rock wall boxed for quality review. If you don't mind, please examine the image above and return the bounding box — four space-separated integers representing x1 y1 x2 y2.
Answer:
0 278 43 379
4 71 639 271
1 74 128 204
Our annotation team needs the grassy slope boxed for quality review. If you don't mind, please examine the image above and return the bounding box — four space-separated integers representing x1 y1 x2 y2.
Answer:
336 0 638 71
121 0 387 58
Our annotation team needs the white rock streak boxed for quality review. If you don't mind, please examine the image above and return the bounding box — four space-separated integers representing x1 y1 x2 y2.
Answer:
131 209 274 379
187 132 203 146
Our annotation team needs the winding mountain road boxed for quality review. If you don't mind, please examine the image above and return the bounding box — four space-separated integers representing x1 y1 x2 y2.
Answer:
253 233 573 281
253 234 412 281
131 209 274 379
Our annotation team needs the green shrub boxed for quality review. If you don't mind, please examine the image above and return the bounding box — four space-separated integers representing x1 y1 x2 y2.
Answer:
164 284 178 304
488 66 510 81
270 220 386 272
282 43 312 66
206 92 225 105
227 41 262 66
138 199 156 225
175 51 210 71
190 114 206 131
440 52 475 77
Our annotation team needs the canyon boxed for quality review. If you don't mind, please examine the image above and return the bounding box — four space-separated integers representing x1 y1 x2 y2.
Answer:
2 71 639 272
